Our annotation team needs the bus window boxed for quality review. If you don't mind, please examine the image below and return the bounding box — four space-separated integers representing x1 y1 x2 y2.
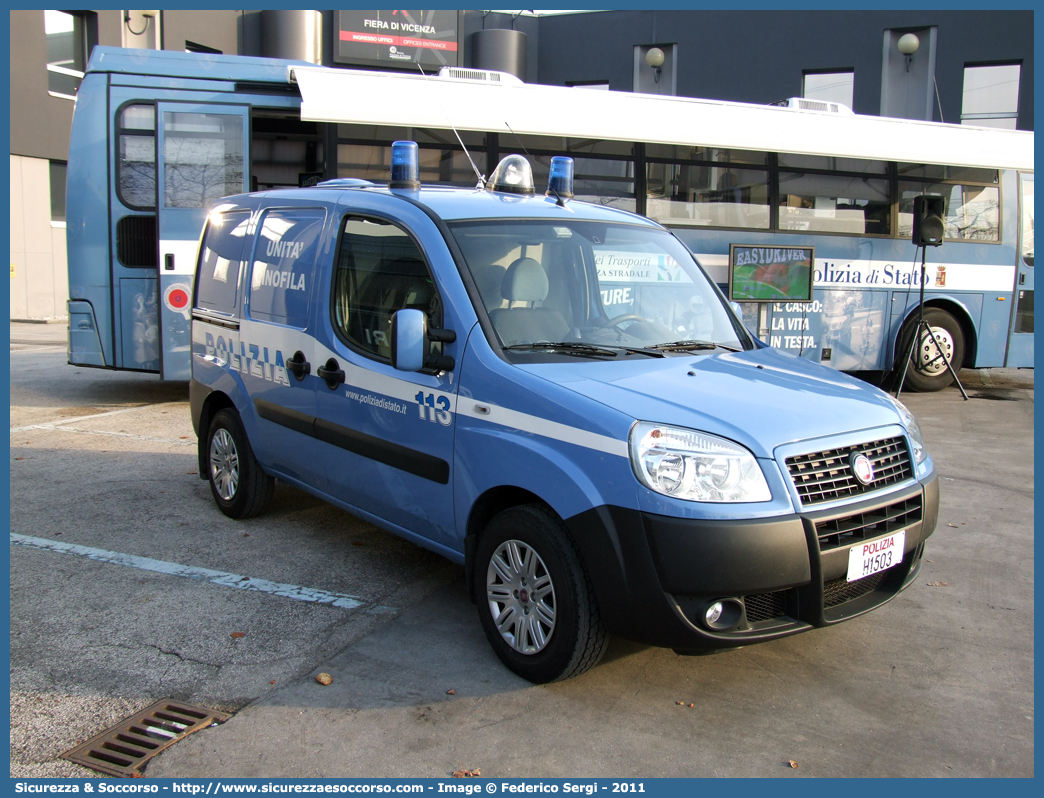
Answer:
897 164 999 184
646 162 770 229
250 114 323 191
898 183 1000 241
117 104 156 210
645 144 767 165
777 153 887 174
163 112 244 208
337 125 488 187
514 134 634 158
778 173 890 235
530 155 637 213
337 142 488 187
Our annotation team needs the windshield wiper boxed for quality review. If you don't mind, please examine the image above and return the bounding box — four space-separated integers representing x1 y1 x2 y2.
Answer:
503 342 621 358
647 340 741 353
615 346 667 358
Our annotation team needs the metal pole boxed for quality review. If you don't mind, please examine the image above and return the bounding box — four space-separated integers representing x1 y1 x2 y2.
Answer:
896 245 969 400
895 247 926 398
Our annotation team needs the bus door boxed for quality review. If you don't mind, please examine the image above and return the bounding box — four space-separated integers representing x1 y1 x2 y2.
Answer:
156 103 250 379
1006 173 1034 366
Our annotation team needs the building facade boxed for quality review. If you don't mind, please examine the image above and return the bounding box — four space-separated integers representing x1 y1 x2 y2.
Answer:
9 9 1033 319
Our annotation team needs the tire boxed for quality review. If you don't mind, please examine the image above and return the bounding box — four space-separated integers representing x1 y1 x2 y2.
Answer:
475 504 608 683
206 408 274 519
895 308 965 392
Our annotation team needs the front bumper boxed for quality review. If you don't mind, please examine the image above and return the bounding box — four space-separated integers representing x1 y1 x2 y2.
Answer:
564 470 939 651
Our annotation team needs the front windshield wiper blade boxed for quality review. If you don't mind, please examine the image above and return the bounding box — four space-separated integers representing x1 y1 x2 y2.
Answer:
502 342 621 358
615 346 668 358
647 340 741 353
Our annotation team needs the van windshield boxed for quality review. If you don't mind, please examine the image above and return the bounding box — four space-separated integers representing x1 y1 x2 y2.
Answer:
448 220 748 355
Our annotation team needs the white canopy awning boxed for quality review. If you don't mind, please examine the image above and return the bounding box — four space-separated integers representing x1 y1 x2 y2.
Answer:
291 66 1033 173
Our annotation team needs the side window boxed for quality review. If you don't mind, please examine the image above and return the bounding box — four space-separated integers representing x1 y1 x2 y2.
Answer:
333 216 443 361
248 209 326 328
897 182 1000 242
196 210 252 313
646 162 771 230
117 104 156 210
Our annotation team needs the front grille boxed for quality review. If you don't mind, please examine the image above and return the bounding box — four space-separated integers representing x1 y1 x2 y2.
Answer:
823 571 887 608
786 436 912 506
815 496 923 552
743 590 788 623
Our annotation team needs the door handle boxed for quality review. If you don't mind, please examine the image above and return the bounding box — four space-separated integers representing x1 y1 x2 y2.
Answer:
317 358 345 390
286 350 310 381
164 253 175 271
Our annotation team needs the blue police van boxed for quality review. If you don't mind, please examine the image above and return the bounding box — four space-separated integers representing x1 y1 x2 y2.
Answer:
191 144 939 683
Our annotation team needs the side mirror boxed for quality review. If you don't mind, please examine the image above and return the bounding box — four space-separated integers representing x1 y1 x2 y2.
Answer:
390 309 427 372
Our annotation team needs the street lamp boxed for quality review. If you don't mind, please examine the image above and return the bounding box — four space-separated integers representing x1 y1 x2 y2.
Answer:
898 33 919 72
645 46 664 83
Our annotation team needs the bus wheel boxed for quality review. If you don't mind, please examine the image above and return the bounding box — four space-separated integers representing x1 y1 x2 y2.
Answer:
896 308 965 392
475 504 608 683
207 408 274 519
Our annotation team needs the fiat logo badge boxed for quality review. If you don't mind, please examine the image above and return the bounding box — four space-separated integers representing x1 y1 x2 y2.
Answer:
850 453 874 485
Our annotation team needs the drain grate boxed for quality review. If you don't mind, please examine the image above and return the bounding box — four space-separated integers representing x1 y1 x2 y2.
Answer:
60 700 231 777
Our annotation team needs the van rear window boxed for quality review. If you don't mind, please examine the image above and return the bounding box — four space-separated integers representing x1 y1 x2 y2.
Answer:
196 210 251 313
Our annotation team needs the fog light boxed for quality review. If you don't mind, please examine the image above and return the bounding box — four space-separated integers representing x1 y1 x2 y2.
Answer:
700 598 743 631
705 602 724 626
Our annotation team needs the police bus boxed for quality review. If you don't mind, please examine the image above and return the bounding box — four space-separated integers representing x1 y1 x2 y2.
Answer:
67 46 1033 389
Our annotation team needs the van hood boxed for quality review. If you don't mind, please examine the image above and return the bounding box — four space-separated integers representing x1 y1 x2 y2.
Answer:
519 347 905 459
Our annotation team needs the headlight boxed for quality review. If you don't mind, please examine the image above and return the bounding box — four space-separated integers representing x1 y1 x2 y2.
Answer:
887 396 928 464
629 422 771 503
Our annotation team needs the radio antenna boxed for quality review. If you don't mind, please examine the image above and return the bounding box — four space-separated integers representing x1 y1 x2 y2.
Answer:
416 63 486 188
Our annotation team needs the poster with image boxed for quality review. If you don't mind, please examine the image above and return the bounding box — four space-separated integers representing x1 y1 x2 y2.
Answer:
729 244 814 302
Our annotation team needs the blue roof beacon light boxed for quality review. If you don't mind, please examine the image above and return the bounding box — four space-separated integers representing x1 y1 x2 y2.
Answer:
547 156 574 204
486 154 535 194
389 140 421 189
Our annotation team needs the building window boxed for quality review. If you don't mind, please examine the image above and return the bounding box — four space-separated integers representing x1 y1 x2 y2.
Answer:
803 70 854 110
49 161 67 223
961 63 1021 129
45 10 85 99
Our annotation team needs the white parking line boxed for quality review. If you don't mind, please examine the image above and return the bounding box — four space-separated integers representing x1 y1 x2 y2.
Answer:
11 403 186 434
13 425 195 446
10 344 65 352
10 533 395 614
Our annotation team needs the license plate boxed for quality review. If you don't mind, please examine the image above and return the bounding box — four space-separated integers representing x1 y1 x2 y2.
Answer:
846 530 905 582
